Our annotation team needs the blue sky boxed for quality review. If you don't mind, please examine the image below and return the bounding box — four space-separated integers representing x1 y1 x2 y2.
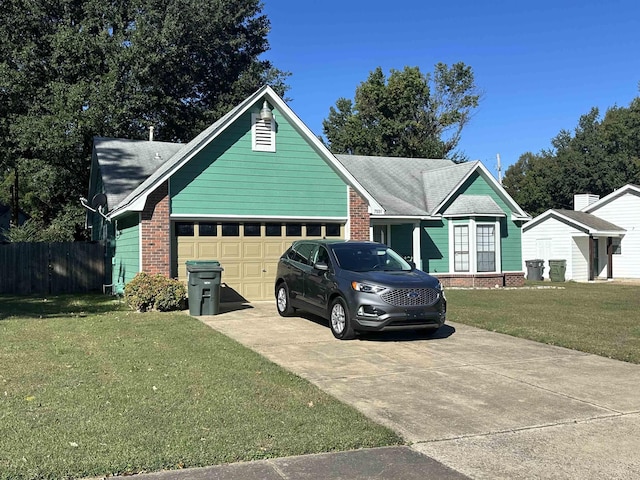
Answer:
261 0 640 177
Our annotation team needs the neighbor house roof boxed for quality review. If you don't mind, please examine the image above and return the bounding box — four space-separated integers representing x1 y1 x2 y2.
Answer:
522 209 625 236
334 155 529 220
100 85 382 219
582 184 640 214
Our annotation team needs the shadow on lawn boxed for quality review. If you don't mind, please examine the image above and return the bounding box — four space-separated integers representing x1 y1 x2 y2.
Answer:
0 294 125 320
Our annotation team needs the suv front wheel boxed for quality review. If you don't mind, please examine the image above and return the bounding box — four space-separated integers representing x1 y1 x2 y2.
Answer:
329 297 355 340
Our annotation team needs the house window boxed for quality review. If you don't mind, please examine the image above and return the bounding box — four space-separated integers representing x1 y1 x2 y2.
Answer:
476 224 496 272
611 238 622 255
175 222 194 236
454 225 469 272
244 223 261 236
251 113 276 152
326 223 341 237
306 224 321 236
266 223 282 236
199 223 217 236
221 223 240 236
286 223 302 236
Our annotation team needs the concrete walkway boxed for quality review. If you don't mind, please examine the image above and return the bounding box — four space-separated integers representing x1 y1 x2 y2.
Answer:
195 301 640 480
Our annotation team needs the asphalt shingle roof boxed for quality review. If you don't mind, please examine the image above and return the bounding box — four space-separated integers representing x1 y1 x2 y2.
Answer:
93 137 183 210
443 195 505 216
553 209 625 232
334 155 477 216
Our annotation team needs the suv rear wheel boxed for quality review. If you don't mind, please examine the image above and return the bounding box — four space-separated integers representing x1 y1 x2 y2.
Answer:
329 297 355 340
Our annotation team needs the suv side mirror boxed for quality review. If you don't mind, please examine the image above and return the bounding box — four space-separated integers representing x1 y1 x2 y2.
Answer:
408 261 416 270
314 262 329 272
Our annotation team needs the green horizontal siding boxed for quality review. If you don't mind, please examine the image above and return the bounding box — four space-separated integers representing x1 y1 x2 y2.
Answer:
112 213 140 294
422 219 448 273
171 104 347 217
390 224 413 259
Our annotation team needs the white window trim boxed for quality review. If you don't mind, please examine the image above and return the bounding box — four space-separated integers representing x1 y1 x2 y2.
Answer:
448 219 501 274
251 113 276 152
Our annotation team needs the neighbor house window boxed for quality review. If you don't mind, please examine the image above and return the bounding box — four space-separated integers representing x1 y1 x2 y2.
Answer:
251 113 276 152
454 225 469 272
476 224 496 272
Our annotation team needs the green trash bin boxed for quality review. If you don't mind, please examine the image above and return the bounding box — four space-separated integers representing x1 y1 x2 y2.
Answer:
525 259 545 281
186 260 224 316
548 259 566 282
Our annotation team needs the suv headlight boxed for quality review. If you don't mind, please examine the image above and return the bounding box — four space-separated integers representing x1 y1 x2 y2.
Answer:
351 281 387 294
436 281 446 300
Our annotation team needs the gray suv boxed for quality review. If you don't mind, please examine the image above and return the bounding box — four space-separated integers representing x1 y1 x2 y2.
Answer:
275 240 446 339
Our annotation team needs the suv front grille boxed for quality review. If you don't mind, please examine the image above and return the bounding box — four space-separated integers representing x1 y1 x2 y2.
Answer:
381 288 440 307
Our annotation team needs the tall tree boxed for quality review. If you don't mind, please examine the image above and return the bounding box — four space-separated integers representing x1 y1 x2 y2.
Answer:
0 0 288 240
503 98 640 216
322 64 481 160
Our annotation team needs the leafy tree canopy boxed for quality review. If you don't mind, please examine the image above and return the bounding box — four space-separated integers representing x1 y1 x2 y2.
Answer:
503 97 640 216
322 63 481 161
0 0 288 240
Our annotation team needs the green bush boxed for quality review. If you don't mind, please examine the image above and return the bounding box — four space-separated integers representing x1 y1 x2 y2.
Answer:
124 272 186 312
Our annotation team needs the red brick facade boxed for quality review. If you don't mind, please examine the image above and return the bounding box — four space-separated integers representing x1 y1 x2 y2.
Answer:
436 272 525 288
349 188 370 240
141 181 171 276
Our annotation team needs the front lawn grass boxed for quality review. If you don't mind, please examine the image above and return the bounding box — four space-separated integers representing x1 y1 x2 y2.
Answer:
0 295 400 480
447 281 640 364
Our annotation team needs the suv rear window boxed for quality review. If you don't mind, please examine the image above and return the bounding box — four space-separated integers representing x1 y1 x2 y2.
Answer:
287 242 315 265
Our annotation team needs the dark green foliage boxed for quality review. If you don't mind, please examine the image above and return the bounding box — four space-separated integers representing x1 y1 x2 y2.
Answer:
504 97 640 216
322 64 481 161
0 0 289 240
124 272 186 312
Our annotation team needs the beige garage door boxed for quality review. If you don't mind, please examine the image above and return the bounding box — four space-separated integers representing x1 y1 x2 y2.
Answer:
175 221 343 301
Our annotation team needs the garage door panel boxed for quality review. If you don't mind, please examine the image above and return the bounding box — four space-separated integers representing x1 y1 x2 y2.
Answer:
222 262 241 281
243 242 263 259
242 262 264 279
176 222 344 301
242 283 264 301
221 242 241 258
198 243 220 258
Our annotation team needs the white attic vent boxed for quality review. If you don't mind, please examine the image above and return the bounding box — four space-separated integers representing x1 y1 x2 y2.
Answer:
252 113 276 152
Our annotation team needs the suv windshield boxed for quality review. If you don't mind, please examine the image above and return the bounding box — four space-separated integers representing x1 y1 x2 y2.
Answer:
331 244 412 272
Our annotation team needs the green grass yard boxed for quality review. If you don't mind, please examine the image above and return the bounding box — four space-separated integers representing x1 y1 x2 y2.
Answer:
1 282 639 479
0 295 400 479
447 281 640 364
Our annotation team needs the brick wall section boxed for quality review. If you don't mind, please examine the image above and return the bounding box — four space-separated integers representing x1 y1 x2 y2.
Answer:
141 181 170 276
349 188 370 240
437 273 525 288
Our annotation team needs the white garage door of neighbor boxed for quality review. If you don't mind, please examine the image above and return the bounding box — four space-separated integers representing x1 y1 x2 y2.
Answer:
175 221 343 301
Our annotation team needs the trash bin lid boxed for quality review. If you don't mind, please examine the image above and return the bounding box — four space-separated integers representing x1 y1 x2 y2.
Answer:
186 260 222 272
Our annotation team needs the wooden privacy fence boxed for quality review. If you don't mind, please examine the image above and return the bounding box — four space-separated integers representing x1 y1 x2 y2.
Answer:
0 242 105 295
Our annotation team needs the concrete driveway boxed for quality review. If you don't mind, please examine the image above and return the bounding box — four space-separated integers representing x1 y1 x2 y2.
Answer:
200 301 640 480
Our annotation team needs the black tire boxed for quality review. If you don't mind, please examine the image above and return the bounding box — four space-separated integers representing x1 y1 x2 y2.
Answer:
276 283 294 317
329 297 355 340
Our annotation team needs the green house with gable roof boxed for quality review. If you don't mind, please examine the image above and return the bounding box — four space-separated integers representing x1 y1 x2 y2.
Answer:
87 85 530 300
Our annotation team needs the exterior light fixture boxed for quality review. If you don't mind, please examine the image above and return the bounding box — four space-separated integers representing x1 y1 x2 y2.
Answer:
259 100 273 121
